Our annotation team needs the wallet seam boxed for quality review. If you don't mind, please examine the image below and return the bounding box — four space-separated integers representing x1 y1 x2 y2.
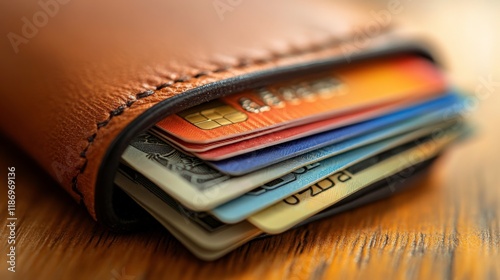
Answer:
71 26 394 206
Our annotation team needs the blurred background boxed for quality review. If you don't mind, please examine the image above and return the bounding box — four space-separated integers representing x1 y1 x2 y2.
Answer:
345 0 499 86
1 0 499 279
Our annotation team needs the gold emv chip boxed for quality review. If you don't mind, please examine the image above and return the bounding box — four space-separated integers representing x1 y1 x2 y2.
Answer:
178 100 248 130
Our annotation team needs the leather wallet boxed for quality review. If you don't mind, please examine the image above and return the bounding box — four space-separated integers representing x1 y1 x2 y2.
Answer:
0 0 436 230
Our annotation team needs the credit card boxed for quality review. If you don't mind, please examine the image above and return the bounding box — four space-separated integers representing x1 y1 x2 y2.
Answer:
192 94 452 160
291 157 436 230
252 157 437 240
156 55 446 144
248 129 460 234
209 119 460 223
153 97 431 153
205 92 464 174
121 104 462 211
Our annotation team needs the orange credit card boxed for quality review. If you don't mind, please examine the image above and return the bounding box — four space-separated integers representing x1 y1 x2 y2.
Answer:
151 96 430 154
156 55 447 144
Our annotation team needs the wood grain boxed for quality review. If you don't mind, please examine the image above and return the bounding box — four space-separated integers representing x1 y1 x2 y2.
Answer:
1 1 499 279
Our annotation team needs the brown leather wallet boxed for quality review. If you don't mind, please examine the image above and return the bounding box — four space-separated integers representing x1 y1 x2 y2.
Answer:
0 0 436 230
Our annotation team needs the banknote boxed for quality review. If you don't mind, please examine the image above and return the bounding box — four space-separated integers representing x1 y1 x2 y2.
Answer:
117 158 438 260
146 209 256 261
115 170 260 251
117 134 452 259
156 55 446 143
248 129 461 234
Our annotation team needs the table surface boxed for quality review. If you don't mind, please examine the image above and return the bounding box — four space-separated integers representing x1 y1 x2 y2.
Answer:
1 1 500 279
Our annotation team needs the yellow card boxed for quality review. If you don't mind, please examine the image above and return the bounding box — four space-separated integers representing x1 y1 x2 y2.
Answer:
248 131 459 234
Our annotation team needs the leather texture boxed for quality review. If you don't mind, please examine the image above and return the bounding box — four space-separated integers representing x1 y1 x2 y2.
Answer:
0 0 405 223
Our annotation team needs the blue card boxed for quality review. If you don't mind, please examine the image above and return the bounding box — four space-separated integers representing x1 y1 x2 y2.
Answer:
207 91 463 175
210 95 466 223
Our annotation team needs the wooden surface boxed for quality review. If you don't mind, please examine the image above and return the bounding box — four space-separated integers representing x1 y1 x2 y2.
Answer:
1 1 500 279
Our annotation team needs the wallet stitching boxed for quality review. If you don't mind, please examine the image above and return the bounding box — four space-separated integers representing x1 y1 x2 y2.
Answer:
70 28 391 205
71 88 155 204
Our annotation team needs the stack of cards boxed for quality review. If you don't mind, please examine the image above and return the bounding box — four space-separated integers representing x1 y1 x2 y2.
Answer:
116 54 468 260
